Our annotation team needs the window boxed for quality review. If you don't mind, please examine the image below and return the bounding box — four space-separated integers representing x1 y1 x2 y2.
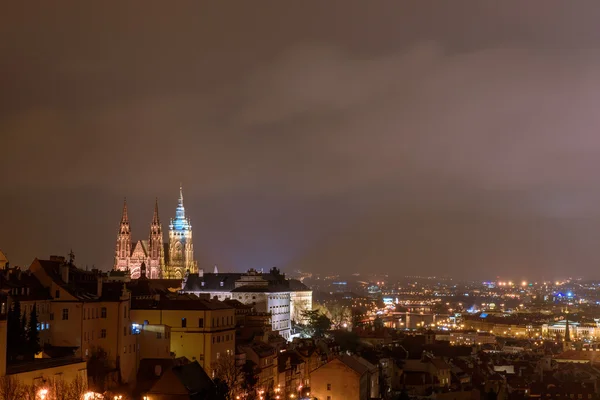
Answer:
327 384 331 391
62 309 69 320
181 318 187 328
198 318 204 328
123 305 127 318
101 329 107 338
55 290 60 298
327 397 331 400
50 313 54 321
101 307 106 318
124 327 127 336
157 332 162 339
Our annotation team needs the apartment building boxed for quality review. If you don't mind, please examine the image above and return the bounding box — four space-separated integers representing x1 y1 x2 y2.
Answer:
130 293 235 375
29 256 138 384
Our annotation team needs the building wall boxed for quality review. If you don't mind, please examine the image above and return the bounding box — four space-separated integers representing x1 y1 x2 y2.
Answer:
49 301 83 349
267 293 291 339
311 360 362 400
9 361 88 387
137 324 171 360
188 289 304 340
130 307 235 374
290 291 312 323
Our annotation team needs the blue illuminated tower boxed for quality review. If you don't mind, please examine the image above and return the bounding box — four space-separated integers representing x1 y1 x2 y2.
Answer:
167 185 197 278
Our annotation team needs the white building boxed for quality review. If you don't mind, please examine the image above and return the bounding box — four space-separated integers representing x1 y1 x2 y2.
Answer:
542 320 599 339
181 268 312 340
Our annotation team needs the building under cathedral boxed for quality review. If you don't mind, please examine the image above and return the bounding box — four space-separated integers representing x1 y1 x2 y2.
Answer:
113 186 198 279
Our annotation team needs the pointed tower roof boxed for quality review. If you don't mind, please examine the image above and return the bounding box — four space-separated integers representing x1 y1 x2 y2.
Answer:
214 265 219 274
170 185 191 231
119 198 131 235
152 198 160 224
121 198 129 223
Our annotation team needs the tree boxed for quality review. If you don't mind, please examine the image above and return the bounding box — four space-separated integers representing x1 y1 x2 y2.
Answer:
0 375 23 400
7 300 25 362
49 377 70 400
300 310 331 338
68 374 87 399
212 378 230 400
87 347 110 391
212 352 241 400
241 361 258 399
329 303 352 329
26 303 41 359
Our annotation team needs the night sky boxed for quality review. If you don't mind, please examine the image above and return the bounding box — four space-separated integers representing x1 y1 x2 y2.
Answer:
3 2 600 279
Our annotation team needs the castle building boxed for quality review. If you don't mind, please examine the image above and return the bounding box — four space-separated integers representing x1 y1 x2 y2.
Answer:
113 186 197 279
181 267 313 340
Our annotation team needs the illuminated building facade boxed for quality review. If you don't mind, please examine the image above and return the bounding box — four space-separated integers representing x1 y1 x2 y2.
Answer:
181 268 312 340
113 186 198 279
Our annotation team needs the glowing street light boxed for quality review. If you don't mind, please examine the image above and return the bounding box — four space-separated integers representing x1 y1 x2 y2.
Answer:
38 388 48 400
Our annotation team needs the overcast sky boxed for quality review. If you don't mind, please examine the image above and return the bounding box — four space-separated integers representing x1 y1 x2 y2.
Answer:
3 1 600 279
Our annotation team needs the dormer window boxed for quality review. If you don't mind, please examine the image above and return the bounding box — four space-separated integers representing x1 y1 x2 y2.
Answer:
220 281 224 287
201 281 205 287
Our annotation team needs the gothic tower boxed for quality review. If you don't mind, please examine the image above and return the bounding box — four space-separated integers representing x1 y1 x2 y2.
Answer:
148 198 165 278
167 185 197 278
114 199 132 271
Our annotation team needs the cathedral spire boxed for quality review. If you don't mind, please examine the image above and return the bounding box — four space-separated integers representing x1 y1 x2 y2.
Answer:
121 198 129 224
152 198 160 224
175 185 187 222
119 198 130 235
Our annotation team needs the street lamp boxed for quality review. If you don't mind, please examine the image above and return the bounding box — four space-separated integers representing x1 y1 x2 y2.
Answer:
38 388 48 400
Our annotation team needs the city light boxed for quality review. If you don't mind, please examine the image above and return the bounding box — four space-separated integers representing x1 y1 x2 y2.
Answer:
37 388 48 400
83 392 104 400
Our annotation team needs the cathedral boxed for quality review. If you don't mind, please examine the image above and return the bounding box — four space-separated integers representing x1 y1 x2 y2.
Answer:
113 186 198 279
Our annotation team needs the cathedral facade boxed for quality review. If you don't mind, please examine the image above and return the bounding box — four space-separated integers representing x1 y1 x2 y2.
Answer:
113 186 198 279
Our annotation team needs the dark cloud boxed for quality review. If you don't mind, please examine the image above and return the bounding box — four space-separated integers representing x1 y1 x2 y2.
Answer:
2 1 600 279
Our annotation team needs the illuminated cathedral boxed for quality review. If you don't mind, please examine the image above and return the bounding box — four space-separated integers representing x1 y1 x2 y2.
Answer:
113 186 198 279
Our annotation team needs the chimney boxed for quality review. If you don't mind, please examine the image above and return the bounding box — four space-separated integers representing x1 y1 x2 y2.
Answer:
97 276 103 297
60 263 69 284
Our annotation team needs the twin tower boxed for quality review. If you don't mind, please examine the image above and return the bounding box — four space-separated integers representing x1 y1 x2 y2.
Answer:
113 186 198 279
